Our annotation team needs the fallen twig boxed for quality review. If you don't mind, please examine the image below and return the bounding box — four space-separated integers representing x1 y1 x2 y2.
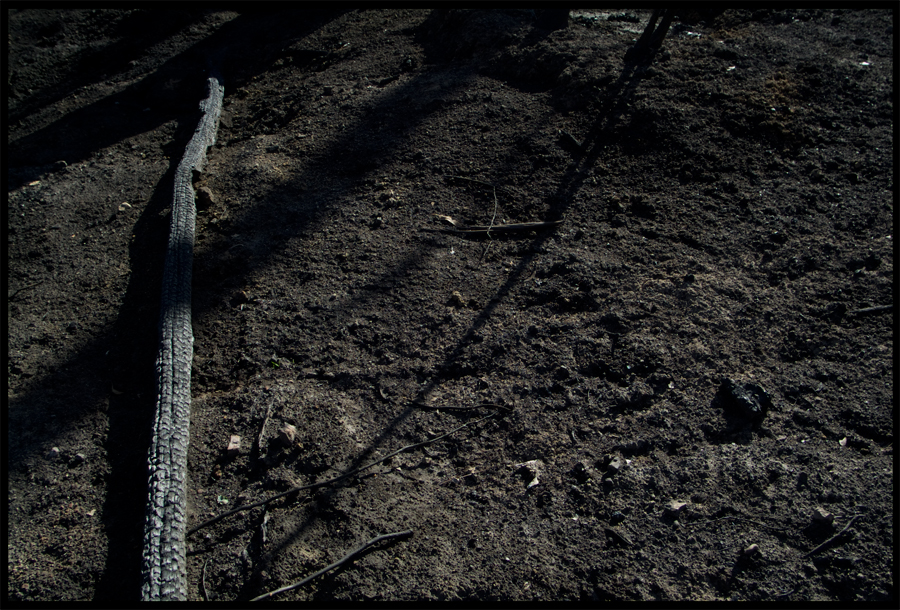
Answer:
250 530 413 601
486 181 498 235
411 401 512 413
260 510 269 545
188 411 500 536
257 401 273 456
847 304 892 315
443 175 501 191
804 514 862 557
480 181 499 260
422 220 563 236
683 514 791 533
774 587 798 599
202 558 210 602
7 280 44 301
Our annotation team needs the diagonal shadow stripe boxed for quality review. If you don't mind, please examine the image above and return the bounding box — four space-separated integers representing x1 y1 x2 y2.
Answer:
8 9 655 600
196 48 656 602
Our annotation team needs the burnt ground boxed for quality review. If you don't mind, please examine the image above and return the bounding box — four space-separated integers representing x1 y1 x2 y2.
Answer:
5 8 896 603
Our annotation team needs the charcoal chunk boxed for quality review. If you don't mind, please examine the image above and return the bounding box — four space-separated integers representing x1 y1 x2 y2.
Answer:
720 378 771 421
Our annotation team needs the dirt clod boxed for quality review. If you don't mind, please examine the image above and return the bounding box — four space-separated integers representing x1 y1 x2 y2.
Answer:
719 378 772 422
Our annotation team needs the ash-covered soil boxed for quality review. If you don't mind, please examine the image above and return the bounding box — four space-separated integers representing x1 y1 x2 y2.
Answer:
6 8 895 603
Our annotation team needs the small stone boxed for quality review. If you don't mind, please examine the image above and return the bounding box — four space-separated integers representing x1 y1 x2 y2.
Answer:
742 543 760 556
47 447 60 459
812 507 834 525
449 291 466 308
606 455 625 476
516 459 544 489
665 500 689 517
226 435 241 457
71 452 86 466
278 424 297 447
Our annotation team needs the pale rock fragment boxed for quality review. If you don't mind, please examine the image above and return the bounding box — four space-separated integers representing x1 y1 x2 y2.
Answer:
516 459 545 489
278 424 297 447
664 500 689 517
812 506 834 525
226 435 241 457
742 543 760 556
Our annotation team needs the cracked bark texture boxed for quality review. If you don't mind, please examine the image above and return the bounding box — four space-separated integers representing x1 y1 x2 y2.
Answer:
141 72 223 602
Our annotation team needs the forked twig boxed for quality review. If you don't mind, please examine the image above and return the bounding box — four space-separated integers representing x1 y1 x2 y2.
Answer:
250 530 413 601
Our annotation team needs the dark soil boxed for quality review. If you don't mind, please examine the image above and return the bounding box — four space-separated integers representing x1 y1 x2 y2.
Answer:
6 8 896 603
